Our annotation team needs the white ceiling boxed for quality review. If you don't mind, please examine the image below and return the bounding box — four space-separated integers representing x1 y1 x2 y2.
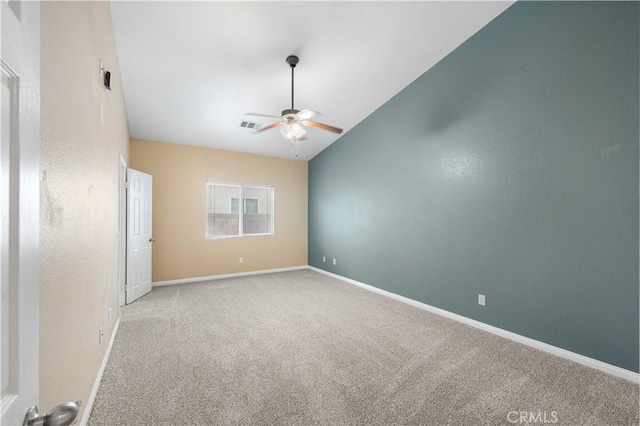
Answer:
110 1 512 161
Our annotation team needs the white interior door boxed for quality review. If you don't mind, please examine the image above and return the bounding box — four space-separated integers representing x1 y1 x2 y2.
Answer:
1 0 41 424
126 169 153 304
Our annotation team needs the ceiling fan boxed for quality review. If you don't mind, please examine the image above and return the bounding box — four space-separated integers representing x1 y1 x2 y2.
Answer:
244 55 343 143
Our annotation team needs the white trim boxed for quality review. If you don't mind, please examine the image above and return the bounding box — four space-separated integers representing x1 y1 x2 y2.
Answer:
308 266 640 384
118 155 127 307
152 266 308 287
80 318 120 426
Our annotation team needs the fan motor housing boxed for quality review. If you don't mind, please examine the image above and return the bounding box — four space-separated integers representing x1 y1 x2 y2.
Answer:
281 109 299 117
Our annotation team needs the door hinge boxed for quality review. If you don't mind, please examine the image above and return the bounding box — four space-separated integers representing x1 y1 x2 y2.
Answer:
124 285 128 291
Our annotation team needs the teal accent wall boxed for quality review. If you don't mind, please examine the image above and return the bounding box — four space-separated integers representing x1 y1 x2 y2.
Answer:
308 1 639 372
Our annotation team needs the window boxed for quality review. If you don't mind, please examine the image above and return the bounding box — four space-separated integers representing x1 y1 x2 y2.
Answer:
230 197 240 214
206 183 274 239
244 198 258 214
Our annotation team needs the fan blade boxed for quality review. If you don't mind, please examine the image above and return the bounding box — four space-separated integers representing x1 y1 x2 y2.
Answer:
295 109 319 120
256 121 282 132
244 112 281 119
302 120 343 134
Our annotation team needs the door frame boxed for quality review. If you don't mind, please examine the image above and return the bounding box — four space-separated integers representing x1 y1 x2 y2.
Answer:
118 156 127 307
0 1 41 423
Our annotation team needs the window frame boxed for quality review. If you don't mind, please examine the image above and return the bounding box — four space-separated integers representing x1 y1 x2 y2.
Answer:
205 182 274 240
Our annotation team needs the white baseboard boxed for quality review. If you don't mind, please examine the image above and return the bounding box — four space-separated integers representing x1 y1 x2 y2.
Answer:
80 318 120 426
308 266 640 384
152 265 308 287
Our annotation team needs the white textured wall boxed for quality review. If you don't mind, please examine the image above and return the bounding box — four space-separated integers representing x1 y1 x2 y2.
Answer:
40 1 129 418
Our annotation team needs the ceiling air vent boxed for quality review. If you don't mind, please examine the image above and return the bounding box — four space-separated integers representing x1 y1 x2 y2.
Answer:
239 120 262 130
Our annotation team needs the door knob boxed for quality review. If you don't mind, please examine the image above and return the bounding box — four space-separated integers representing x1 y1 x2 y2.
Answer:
24 401 80 426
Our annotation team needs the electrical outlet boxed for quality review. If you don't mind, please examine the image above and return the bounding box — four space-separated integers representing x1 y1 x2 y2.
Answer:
239 257 244 264
98 327 104 344
322 256 326 262
333 258 337 265
108 307 112 322
478 294 486 306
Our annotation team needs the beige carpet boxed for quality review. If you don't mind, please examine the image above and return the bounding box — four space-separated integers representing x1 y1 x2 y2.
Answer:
89 270 639 425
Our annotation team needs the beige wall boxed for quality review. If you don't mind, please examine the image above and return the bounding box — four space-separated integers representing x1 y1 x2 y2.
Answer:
130 139 308 282
40 1 129 419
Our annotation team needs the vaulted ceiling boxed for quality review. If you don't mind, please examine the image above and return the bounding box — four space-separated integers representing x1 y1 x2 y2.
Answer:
110 2 513 161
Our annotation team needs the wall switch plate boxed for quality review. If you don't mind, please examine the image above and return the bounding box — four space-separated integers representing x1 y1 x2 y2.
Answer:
333 258 337 265
239 257 244 264
478 294 486 306
98 327 104 344
322 256 326 262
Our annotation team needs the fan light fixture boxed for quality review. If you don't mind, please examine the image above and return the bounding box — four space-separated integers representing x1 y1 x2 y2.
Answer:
280 121 306 139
